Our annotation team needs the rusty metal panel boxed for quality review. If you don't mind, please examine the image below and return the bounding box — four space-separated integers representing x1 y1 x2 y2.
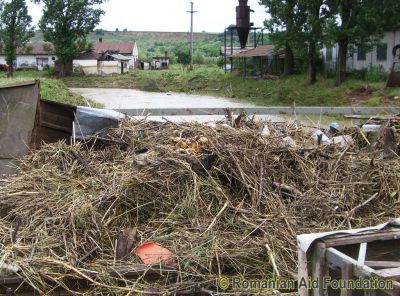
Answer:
0 81 40 175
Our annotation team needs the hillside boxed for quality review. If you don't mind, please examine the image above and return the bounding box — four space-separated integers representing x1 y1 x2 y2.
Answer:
31 30 222 43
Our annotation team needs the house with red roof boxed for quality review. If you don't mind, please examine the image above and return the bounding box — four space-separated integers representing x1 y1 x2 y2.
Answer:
0 43 56 70
73 38 139 75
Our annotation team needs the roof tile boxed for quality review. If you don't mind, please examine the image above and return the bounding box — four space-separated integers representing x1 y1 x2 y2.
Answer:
93 42 134 54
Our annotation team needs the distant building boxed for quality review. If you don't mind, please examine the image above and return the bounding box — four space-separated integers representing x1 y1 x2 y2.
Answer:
232 45 286 77
151 52 170 70
74 39 139 75
140 61 150 70
321 30 400 73
0 43 56 70
220 44 287 77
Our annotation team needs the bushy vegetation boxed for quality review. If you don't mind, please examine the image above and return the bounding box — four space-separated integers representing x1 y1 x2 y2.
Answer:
1 67 399 107
0 70 101 107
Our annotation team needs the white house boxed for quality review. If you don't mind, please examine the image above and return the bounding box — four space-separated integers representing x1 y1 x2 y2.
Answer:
0 43 56 70
73 39 139 75
322 30 400 73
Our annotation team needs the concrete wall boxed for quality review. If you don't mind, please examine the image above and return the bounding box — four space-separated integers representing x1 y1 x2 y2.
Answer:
73 60 130 75
73 60 99 75
322 30 400 73
98 61 120 75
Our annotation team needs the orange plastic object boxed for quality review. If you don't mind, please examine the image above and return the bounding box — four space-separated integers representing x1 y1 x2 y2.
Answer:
135 242 175 265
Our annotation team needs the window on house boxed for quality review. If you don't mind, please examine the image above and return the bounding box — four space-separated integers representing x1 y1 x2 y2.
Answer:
326 47 333 61
357 47 366 61
37 57 49 66
377 43 387 61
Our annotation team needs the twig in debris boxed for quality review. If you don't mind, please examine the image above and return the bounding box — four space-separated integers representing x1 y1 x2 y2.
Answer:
347 193 380 217
240 219 267 243
70 150 105 181
77 246 100 265
334 147 350 169
357 126 371 145
257 163 264 208
203 201 229 234
340 193 380 226
162 116 182 128
265 244 280 277
122 122 167 133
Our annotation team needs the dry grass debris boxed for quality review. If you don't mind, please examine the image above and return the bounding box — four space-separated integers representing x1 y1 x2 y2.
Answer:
0 117 399 294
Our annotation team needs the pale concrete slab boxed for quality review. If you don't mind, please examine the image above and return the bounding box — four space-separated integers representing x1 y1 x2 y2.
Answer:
70 88 257 109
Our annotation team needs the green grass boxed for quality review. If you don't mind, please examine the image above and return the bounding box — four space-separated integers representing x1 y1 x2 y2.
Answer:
62 65 400 107
0 70 101 107
3 67 399 107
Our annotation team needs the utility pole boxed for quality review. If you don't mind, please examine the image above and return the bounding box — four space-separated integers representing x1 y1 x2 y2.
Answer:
187 1 198 70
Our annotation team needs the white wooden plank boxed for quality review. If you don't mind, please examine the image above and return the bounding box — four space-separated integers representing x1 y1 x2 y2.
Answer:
358 243 367 265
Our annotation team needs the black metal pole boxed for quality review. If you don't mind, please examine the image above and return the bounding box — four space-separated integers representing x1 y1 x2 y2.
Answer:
254 29 256 48
230 28 233 73
262 30 264 46
224 29 227 73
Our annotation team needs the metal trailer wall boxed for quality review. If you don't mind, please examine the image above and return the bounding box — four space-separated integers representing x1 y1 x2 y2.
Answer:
0 81 40 175
0 81 75 175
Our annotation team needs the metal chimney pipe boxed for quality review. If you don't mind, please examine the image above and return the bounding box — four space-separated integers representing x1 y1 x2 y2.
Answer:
236 0 250 49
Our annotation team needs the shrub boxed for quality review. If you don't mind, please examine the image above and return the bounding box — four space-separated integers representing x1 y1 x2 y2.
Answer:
365 65 387 83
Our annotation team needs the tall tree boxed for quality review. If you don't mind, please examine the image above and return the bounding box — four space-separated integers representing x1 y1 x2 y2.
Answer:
326 0 400 86
262 0 303 76
0 0 34 77
39 0 104 77
302 0 326 84
261 0 332 83
0 1 3 47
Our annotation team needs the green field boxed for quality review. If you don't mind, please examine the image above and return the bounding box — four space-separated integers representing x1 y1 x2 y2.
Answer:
0 70 101 107
2 66 399 107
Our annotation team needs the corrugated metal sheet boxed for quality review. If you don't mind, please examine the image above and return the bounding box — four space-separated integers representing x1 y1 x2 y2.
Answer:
93 42 134 55
109 54 131 61
233 45 276 58
220 46 253 57
75 51 102 60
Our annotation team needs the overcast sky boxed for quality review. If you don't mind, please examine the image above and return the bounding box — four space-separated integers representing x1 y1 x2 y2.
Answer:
27 0 268 33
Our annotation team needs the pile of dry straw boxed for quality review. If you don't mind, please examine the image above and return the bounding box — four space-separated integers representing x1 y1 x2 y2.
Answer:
0 115 399 294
